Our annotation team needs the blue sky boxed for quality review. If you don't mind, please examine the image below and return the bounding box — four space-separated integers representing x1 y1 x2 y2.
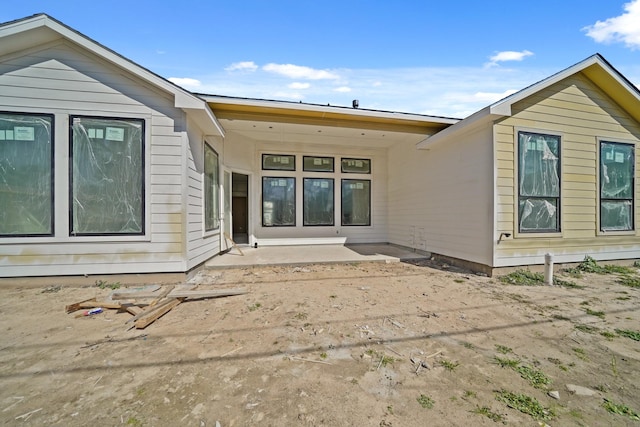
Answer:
2 1 640 118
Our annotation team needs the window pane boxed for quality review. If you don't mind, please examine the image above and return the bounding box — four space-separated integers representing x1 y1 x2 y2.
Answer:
342 179 370 226
518 132 560 232
600 142 634 231
71 117 144 234
262 154 295 171
601 201 632 231
519 133 559 197
262 177 295 226
519 198 558 232
304 178 334 226
0 113 53 236
205 144 220 231
601 143 633 200
303 156 334 172
341 158 371 174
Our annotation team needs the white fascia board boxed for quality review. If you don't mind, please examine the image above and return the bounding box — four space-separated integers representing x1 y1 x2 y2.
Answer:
416 107 496 149
183 105 225 138
488 55 603 116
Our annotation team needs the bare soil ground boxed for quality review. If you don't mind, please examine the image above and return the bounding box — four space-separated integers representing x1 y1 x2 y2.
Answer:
1 259 639 427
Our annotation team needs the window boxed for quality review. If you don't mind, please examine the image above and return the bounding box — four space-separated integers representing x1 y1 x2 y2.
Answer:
341 158 371 174
262 177 295 226
70 116 144 235
303 156 334 172
342 179 371 226
204 143 220 231
600 141 634 231
304 178 334 226
262 154 295 171
518 131 560 233
0 112 54 236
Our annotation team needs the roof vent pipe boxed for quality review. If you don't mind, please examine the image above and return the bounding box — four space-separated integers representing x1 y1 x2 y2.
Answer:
352 99 359 108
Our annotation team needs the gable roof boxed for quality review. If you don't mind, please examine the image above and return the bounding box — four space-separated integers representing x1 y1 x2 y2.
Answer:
417 53 640 149
0 14 224 137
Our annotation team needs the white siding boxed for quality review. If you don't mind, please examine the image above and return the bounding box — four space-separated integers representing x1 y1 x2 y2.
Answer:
387 128 494 266
0 41 190 277
221 132 389 245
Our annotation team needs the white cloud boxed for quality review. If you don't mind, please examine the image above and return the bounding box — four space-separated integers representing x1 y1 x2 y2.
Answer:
289 82 310 89
225 61 259 72
583 0 640 49
487 50 534 67
263 63 339 80
168 77 202 88
472 89 518 103
334 86 352 93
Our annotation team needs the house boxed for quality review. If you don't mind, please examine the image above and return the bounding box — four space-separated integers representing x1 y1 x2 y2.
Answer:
0 14 638 278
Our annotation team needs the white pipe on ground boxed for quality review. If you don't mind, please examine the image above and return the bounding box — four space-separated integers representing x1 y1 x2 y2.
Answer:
544 253 554 286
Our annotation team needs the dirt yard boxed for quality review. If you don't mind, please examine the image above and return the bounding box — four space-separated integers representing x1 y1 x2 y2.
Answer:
1 259 639 426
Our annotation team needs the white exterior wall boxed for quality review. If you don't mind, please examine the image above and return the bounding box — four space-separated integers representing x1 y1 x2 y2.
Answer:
222 131 388 245
0 41 194 277
387 128 494 266
185 121 223 270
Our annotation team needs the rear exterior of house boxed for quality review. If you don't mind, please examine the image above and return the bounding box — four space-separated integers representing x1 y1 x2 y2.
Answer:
1 16 638 279
493 70 640 267
0 15 223 277
415 55 640 273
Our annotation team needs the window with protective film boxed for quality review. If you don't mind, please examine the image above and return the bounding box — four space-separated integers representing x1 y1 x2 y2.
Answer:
600 141 634 231
0 112 54 236
304 178 334 226
341 179 371 226
70 116 144 235
518 131 560 233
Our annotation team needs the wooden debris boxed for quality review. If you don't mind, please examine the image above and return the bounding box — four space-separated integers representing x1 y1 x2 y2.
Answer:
111 288 247 300
289 356 332 365
149 285 174 308
224 232 244 255
220 346 243 357
134 298 184 329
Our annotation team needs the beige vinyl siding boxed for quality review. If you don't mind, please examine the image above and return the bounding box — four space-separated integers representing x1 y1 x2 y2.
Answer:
0 42 189 277
388 127 494 265
494 72 640 267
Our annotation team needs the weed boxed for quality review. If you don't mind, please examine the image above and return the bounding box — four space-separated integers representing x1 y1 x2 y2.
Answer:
248 302 262 311
494 356 520 368
495 344 512 354
350 378 358 385
611 355 618 377
615 329 640 341
386 405 394 415
551 314 570 321
515 365 551 389
618 276 640 288
472 405 504 423
634 260 640 268
495 389 555 421
579 300 590 306
593 384 608 393
440 359 460 371
380 355 395 367
566 256 636 275
585 308 605 319
454 278 465 283
319 352 327 359
602 399 639 421
500 269 544 286
575 324 599 334
463 390 477 399
126 417 143 427
95 279 121 290
569 408 583 419
417 394 434 409
600 330 617 340
500 269 579 287
294 312 308 320
572 348 588 361
615 296 631 301
462 341 474 349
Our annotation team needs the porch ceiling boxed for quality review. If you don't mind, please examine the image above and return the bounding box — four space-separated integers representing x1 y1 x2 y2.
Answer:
203 96 457 149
